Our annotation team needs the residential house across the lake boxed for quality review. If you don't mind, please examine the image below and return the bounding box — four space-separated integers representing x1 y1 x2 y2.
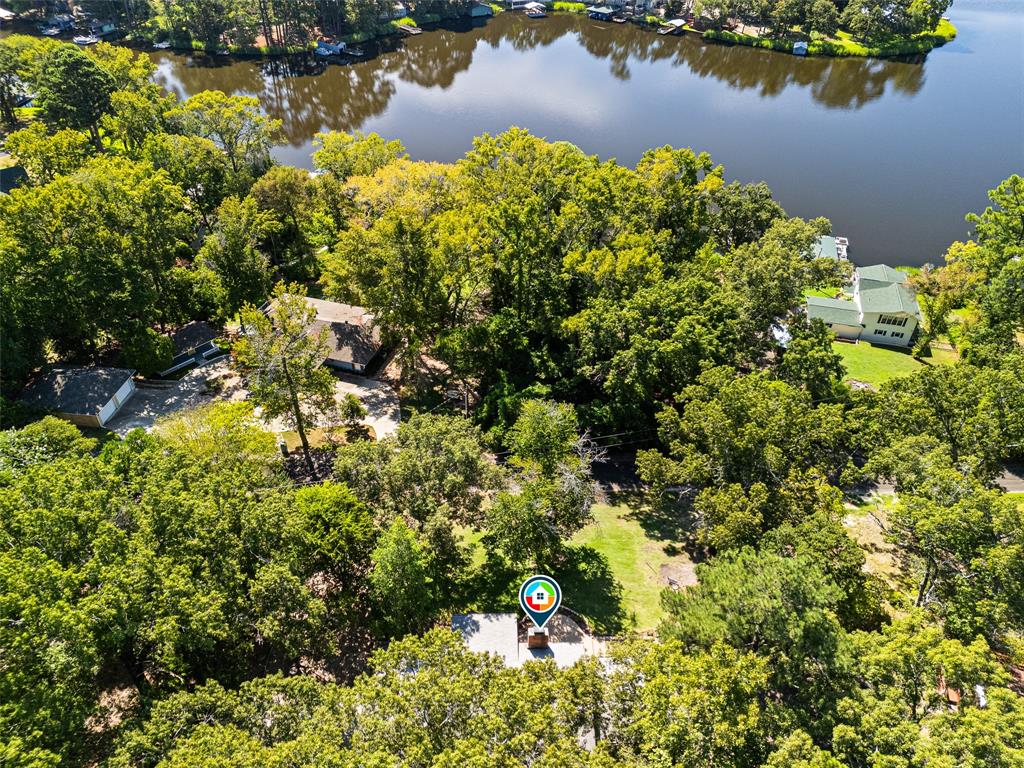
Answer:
19 367 136 427
806 264 921 347
587 5 616 19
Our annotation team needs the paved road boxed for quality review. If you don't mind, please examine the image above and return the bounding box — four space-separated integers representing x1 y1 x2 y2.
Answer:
867 463 1024 496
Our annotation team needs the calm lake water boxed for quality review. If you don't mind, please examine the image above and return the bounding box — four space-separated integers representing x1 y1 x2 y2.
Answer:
110 2 1024 264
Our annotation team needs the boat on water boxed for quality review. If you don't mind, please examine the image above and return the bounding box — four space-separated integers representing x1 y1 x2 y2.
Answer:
526 9 547 18
153 40 172 49
315 40 347 56
40 25 61 36
73 34 100 45
344 46 365 57
523 1 547 16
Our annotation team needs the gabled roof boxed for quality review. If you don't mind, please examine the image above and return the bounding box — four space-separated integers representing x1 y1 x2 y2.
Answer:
856 264 907 285
303 298 382 368
857 282 920 316
20 367 135 415
806 296 861 326
168 320 220 356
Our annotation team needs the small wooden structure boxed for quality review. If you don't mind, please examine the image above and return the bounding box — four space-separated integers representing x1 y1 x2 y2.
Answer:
587 4 615 20
658 17 686 34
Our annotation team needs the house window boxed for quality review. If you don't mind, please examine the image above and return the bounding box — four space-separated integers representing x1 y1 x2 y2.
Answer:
879 314 908 327
875 329 887 337
891 332 904 338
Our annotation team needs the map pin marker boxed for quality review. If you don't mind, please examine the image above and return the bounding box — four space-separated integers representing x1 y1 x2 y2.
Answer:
519 574 562 629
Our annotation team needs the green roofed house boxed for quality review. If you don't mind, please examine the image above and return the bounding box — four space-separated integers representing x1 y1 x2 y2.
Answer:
805 265 921 347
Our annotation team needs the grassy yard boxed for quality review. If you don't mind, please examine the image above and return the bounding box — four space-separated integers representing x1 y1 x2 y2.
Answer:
280 424 373 450
834 340 958 388
456 495 695 634
572 501 694 632
804 286 842 299
834 341 924 386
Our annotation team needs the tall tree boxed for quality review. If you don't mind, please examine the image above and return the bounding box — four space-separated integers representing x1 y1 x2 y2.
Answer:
235 282 336 473
34 45 115 150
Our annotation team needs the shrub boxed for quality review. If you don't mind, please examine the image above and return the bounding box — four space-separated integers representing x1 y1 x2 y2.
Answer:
553 1 587 12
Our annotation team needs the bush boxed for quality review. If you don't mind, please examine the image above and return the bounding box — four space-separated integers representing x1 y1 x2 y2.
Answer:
393 16 418 26
553 1 587 12
703 29 792 52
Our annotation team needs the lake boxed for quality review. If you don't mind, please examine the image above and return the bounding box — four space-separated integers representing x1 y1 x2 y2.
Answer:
133 2 1024 264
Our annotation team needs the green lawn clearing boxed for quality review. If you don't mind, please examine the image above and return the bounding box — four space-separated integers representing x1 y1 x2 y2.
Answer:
804 286 842 299
572 501 694 632
280 424 372 451
834 341 923 387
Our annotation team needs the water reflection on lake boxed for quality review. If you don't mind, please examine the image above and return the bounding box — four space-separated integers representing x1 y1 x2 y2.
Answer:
148 2 1023 265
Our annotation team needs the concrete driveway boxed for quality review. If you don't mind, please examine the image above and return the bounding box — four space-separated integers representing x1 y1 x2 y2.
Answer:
333 373 401 439
105 360 245 436
261 373 400 441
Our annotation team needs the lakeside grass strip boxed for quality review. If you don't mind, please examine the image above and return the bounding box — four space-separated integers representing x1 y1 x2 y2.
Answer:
703 18 956 58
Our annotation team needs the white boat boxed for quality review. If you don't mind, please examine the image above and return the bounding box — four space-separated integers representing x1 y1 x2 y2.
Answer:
40 25 61 35
153 40 172 49
315 40 346 56
73 34 100 45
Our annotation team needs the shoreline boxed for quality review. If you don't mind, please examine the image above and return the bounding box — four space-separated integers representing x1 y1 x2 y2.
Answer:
3 9 957 62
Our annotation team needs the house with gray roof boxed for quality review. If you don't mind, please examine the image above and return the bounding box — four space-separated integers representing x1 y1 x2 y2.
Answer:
805 265 920 347
264 296 383 375
19 367 136 427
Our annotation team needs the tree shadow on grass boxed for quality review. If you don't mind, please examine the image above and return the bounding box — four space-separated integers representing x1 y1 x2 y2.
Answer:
609 487 708 563
552 544 627 635
456 545 628 635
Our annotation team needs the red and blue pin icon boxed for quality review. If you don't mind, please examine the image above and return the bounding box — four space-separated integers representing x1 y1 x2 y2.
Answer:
519 574 562 629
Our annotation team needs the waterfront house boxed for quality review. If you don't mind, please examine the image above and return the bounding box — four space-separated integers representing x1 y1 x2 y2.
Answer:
812 234 849 261
470 2 495 16
805 265 921 347
20 367 136 427
587 5 615 20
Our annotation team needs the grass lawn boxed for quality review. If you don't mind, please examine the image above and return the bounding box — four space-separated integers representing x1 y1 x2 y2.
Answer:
572 501 694 632
804 286 842 299
834 341 923 387
280 424 373 450
456 495 695 634
834 339 958 387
